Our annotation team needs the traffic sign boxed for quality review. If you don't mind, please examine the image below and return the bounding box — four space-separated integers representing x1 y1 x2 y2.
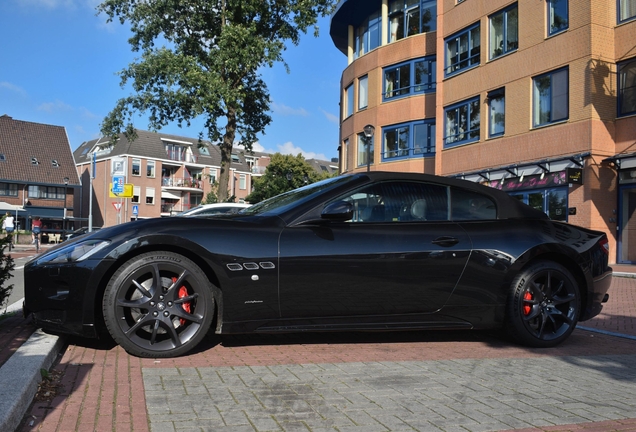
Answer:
112 202 122 212
112 176 124 193
132 205 139 215
109 183 134 198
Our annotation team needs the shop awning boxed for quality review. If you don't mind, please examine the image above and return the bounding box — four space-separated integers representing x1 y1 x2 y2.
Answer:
161 191 182 200
451 152 590 183
603 152 636 169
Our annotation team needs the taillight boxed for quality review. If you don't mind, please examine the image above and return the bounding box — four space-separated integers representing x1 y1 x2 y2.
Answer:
599 238 609 255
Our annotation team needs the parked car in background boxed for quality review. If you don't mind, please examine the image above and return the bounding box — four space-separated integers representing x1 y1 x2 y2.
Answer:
64 227 101 241
24 172 612 358
175 203 251 217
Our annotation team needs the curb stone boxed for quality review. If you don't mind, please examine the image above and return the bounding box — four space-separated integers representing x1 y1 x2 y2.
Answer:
0 330 65 432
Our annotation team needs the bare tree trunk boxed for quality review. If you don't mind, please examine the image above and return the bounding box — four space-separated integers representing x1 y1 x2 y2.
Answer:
217 106 237 202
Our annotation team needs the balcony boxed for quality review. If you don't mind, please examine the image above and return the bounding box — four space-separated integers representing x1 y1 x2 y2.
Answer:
251 166 267 175
162 177 204 190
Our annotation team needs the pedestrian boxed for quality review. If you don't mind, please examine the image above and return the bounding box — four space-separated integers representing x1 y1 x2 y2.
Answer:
31 216 42 244
2 212 15 235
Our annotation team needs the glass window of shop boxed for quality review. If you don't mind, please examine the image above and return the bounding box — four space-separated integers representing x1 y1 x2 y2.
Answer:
618 171 636 263
510 188 568 221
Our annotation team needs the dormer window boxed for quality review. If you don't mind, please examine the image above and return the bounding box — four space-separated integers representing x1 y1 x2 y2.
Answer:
31 157 40 165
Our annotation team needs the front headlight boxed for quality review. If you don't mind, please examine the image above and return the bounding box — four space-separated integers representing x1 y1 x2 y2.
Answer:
36 239 111 264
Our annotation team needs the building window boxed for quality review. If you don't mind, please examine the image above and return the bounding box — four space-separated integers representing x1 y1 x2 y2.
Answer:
389 0 437 43
344 83 354 118
239 174 246 190
132 186 140 204
619 58 636 117
0 183 18 197
146 160 155 178
384 56 436 101
146 187 155 205
27 186 65 199
209 168 217 184
619 0 636 23
444 97 480 147
132 158 141 176
548 0 568 35
358 76 368 110
445 23 480 76
343 139 349 172
489 4 518 60
533 67 568 127
355 10 382 58
382 120 435 161
488 88 505 137
357 133 374 168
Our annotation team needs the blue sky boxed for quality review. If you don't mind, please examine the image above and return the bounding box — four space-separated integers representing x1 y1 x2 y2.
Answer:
0 0 346 161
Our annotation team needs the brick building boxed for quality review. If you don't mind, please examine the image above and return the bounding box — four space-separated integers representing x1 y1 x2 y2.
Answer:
330 0 636 264
73 130 270 227
0 115 79 242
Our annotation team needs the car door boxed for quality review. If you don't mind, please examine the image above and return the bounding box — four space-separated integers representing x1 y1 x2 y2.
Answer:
278 181 472 319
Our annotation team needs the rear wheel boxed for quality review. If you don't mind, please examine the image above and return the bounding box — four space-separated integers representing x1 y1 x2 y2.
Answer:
102 251 214 358
506 261 580 348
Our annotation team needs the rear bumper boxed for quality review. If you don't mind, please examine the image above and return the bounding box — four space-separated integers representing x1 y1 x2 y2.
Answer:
579 267 612 321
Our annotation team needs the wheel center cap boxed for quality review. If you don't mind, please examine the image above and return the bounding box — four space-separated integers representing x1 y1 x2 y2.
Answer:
156 302 166 311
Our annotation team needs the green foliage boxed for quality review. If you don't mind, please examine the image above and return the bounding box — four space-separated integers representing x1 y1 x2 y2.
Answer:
0 219 15 311
98 0 336 201
201 191 218 205
246 153 330 203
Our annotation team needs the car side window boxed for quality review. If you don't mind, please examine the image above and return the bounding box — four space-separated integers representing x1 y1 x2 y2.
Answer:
336 181 449 223
451 187 497 220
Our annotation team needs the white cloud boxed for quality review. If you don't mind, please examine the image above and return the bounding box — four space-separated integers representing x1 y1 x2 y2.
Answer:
271 102 309 117
79 107 99 119
0 82 27 96
319 107 339 125
235 141 327 161
37 100 73 113
276 141 327 161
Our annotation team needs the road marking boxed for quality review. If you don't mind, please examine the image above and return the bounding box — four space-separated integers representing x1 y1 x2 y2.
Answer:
577 325 636 341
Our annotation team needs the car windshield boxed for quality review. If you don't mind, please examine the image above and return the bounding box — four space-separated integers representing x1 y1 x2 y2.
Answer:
242 175 356 216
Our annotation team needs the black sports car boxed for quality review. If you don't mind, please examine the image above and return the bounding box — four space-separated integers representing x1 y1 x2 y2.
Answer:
24 172 612 358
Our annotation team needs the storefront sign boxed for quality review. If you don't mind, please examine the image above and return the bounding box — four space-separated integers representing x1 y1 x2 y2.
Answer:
486 171 568 192
566 168 583 184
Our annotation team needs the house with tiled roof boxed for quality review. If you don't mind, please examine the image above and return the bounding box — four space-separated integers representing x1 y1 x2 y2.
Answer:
0 115 80 240
73 129 269 226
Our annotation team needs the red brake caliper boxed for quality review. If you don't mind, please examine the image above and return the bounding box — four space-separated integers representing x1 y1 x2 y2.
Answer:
523 291 533 315
173 277 191 326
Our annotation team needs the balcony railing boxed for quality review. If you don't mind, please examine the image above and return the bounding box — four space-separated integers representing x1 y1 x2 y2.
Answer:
251 166 267 175
162 177 203 189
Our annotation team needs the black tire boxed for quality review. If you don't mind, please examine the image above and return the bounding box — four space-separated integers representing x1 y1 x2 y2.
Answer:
102 251 215 358
506 261 581 348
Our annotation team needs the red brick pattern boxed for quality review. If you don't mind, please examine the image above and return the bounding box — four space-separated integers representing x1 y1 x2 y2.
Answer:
12 277 636 431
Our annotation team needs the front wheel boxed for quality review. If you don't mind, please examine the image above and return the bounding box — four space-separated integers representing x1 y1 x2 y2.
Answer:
506 261 581 348
102 251 215 358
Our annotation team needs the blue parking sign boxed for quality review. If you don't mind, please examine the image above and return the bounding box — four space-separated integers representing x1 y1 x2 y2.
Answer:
112 176 124 193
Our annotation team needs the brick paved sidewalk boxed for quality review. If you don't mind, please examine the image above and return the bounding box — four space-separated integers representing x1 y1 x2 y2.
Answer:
12 276 636 432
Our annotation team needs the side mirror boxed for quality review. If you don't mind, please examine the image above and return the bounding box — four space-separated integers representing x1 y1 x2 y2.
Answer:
321 201 353 221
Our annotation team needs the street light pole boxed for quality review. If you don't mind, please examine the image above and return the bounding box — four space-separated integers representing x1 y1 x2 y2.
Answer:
63 177 69 236
363 124 375 173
